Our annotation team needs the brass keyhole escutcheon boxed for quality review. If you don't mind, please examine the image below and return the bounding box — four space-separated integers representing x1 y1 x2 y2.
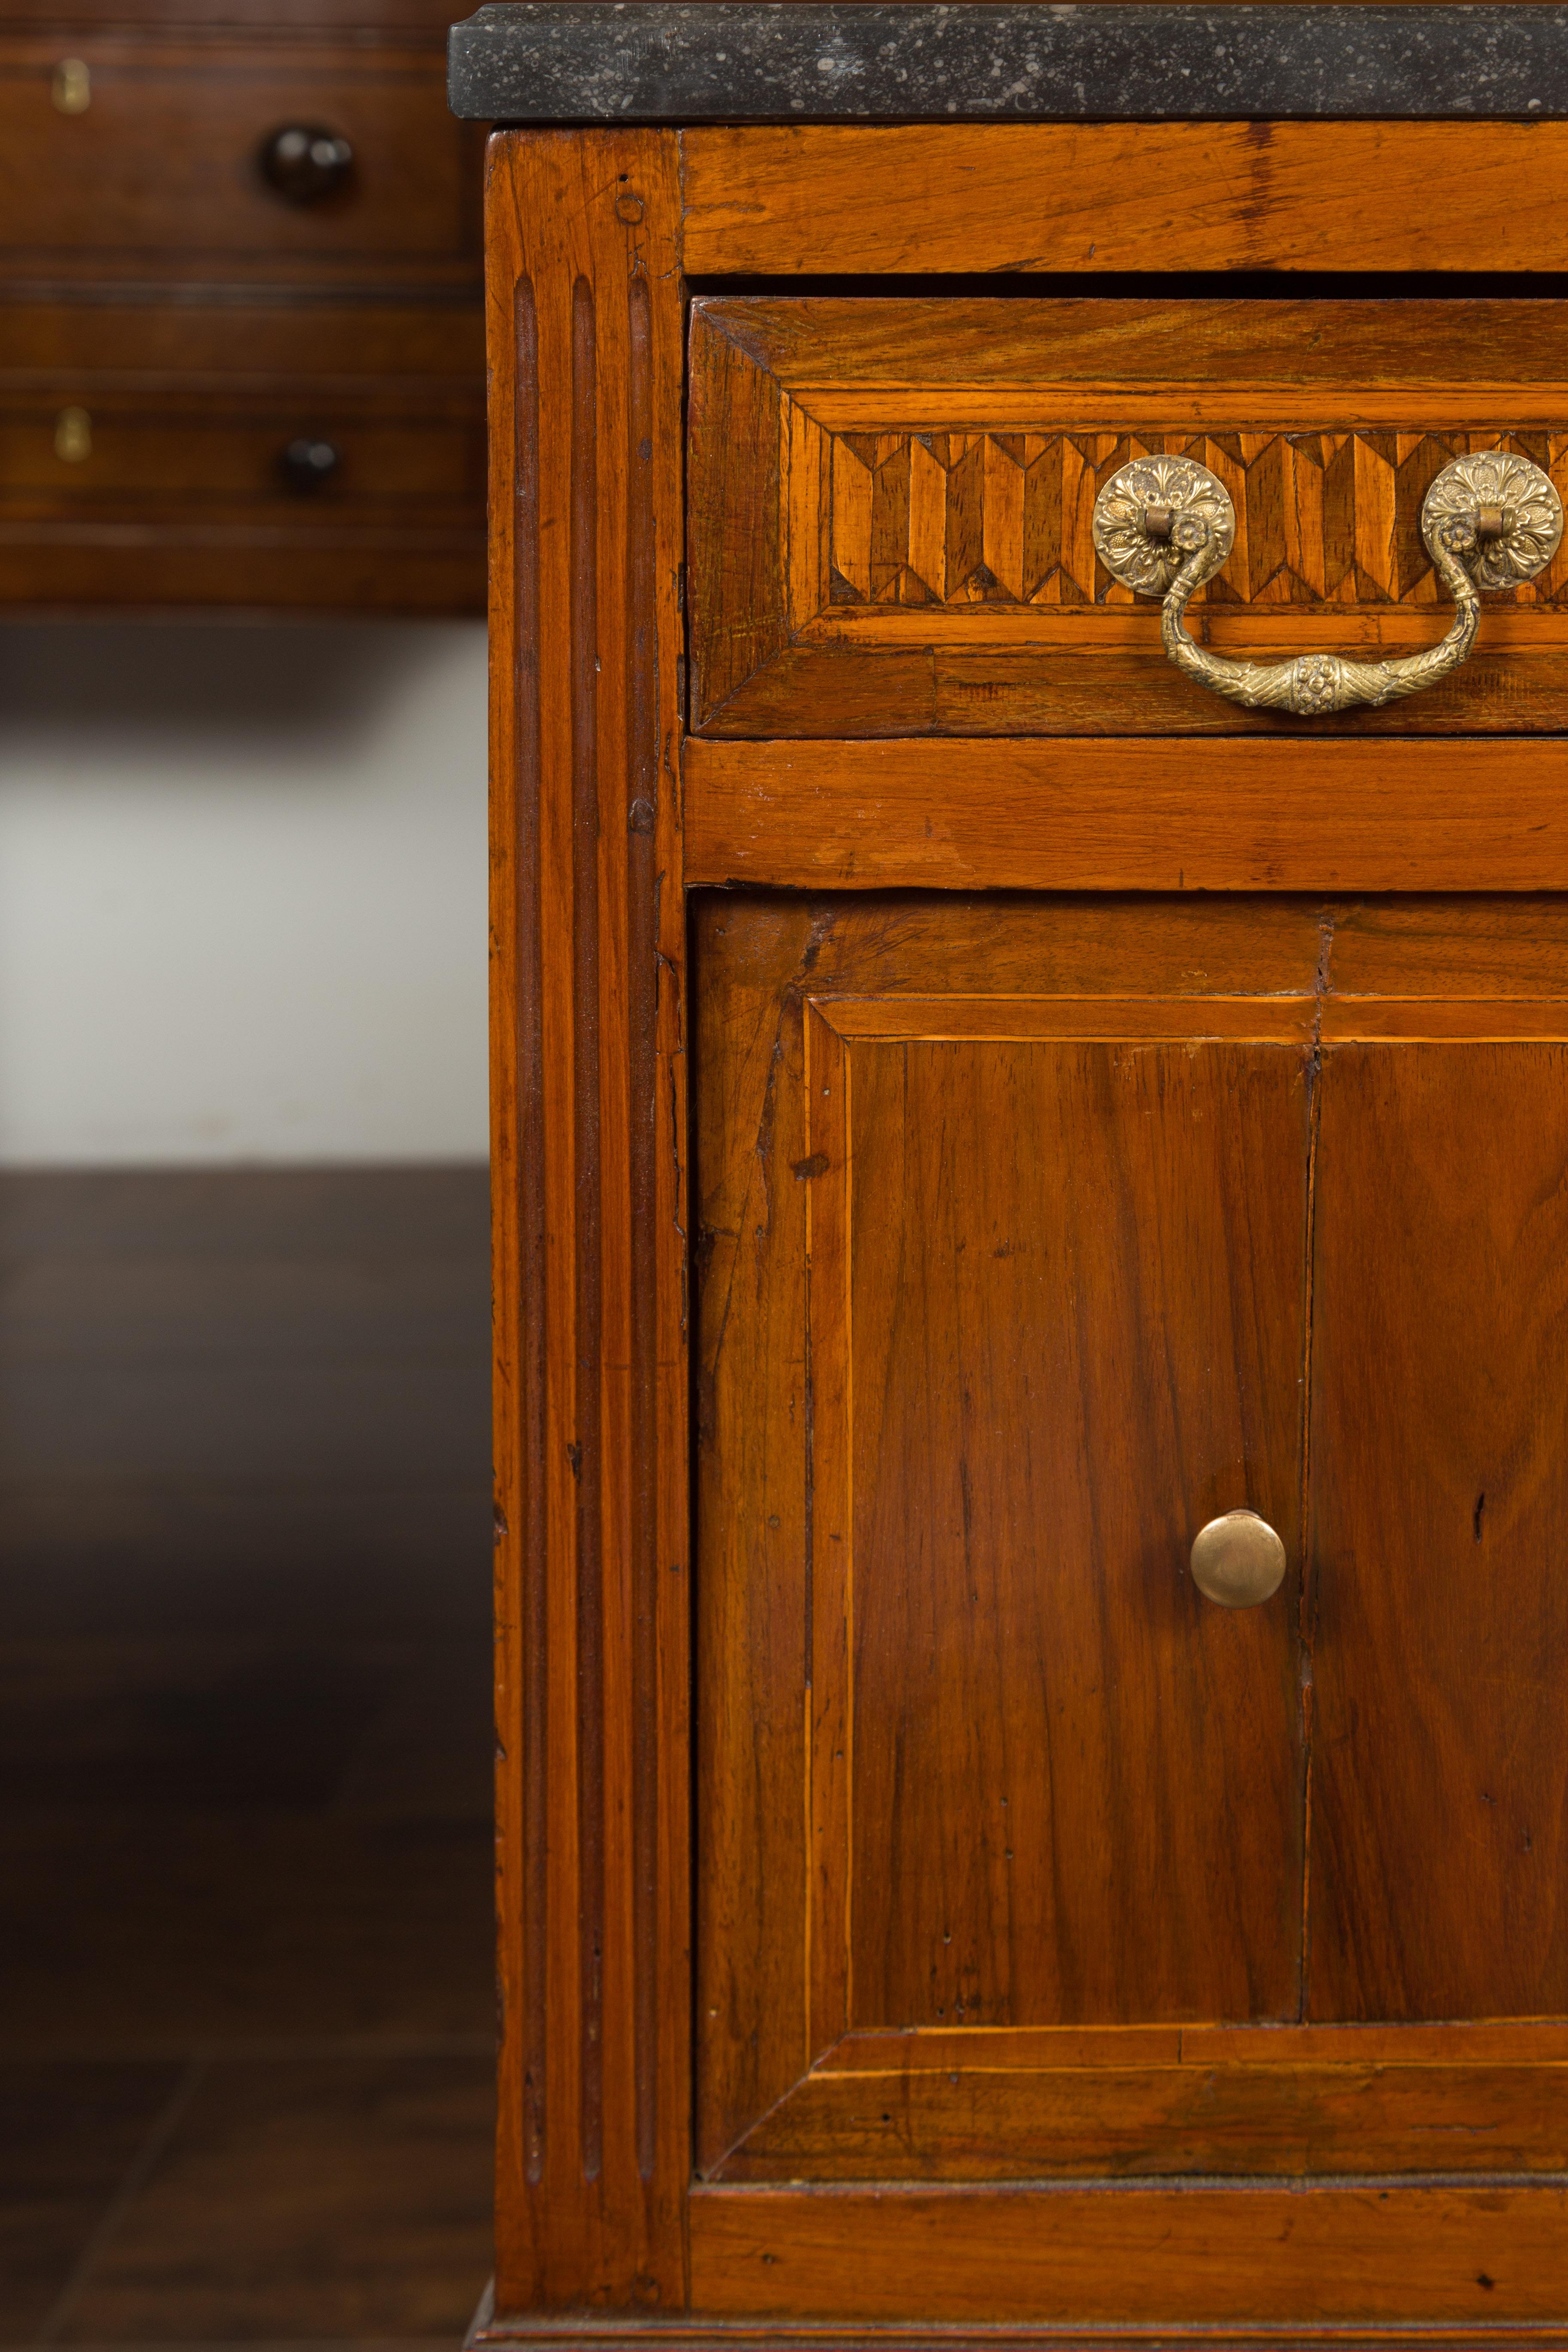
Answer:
55 407 92 464
52 58 90 114
1189 1510 1286 1609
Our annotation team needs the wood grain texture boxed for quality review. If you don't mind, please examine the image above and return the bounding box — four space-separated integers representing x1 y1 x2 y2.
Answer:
686 629 1568 740
687 2181 1568 2324
1332 897 1568 997
0 295 486 386
487 126 687 2313
688 300 1568 735
717 2058 1568 2180
693 898 819 2174
681 124 1568 277
835 1021 1308 2027
723 2011 1568 2178
703 300 1568 397
683 738 1568 894
695 898 1320 2180
1308 1032 1568 2021
0 535 485 615
686 309 786 720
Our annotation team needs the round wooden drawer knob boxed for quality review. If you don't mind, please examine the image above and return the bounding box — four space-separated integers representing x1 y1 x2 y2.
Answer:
279 437 340 493
1189 1510 1286 1609
260 124 355 205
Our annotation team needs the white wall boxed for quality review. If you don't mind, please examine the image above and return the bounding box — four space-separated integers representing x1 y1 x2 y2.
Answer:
0 620 489 1166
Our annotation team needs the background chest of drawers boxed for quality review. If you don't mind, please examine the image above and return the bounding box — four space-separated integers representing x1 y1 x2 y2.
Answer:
0 0 484 614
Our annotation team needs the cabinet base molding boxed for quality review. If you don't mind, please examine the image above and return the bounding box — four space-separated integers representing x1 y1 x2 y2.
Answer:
683 2185 1568 2329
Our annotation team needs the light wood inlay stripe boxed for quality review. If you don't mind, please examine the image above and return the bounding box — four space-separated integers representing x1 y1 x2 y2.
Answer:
1323 1001 1568 1041
812 995 1316 1042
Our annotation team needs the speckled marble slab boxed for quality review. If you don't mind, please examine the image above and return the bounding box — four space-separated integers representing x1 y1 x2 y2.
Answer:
448 3 1568 122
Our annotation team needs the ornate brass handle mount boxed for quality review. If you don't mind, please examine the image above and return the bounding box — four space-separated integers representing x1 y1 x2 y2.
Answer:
1091 450 1563 716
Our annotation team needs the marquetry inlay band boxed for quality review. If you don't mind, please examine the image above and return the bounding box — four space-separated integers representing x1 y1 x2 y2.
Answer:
824 430 1568 612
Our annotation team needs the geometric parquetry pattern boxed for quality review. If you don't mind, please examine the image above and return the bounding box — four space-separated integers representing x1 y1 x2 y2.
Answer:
827 429 1568 609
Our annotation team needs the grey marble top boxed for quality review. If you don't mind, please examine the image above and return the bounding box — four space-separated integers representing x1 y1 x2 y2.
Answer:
448 3 1568 122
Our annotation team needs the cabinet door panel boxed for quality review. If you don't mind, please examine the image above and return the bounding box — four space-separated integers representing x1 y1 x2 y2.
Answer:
695 895 1320 2180
1309 1036 1568 2020
842 1028 1308 2030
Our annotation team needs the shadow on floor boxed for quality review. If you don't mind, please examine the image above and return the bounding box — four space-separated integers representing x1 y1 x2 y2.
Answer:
0 1167 494 2350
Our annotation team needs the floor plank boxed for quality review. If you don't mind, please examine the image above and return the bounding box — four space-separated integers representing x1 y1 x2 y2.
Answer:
0 1169 494 2342
0 2063 183 2344
52 2058 495 2345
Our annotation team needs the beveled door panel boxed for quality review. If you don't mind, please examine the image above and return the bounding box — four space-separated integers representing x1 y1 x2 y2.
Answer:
826 1009 1309 2034
695 896 1317 2183
1308 1014 1568 2022
696 897 1568 2198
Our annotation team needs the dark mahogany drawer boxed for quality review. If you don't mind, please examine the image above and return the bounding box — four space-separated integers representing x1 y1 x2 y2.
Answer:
0 384 485 611
688 297 1568 738
0 392 483 508
0 37 481 282
0 295 484 385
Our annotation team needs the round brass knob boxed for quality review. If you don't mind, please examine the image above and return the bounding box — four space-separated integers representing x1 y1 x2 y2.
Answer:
1189 1510 1286 1609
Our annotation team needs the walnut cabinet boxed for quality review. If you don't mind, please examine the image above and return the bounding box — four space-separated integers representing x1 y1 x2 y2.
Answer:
482 121 1568 2350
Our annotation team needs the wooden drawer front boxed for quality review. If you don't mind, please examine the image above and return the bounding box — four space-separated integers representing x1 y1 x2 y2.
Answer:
0 297 485 387
0 386 485 610
0 39 479 279
689 298 1568 736
0 393 483 514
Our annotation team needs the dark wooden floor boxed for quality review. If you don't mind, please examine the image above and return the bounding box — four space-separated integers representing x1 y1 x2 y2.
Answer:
0 1167 494 2349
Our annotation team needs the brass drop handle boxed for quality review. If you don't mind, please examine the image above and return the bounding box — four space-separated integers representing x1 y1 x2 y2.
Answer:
1190 1510 1286 1609
1093 451 1563 717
